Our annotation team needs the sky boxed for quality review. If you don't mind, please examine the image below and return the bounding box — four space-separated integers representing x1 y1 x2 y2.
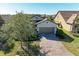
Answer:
0 3 79 15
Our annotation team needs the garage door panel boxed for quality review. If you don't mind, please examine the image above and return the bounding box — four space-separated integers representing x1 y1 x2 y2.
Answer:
39 27 54 34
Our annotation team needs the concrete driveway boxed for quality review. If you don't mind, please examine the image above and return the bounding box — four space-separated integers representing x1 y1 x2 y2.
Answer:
39 34 74 56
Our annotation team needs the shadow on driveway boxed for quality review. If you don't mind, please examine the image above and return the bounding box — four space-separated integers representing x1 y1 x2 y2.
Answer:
39 31 74 43
39 33 59 41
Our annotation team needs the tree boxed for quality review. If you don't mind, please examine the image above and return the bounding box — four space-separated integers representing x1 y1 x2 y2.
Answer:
74 16 79 33
0 12 38 55
47 15 54 21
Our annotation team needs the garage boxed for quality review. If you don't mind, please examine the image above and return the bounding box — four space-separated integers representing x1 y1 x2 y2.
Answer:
36 18 57 34
39 27 55 34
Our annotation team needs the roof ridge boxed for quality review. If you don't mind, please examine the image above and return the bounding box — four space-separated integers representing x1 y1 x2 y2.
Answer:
36 18 47 24
59 10 79 12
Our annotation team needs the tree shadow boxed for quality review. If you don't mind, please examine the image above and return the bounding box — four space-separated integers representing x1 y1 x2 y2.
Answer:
0 43 14 54
56 28 74 43
39 30 74 43
17 41 40 56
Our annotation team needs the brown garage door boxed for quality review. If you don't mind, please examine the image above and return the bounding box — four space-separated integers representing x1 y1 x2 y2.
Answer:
39 27 55 34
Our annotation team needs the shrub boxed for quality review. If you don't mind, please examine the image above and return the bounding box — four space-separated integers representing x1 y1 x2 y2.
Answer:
56 28 65 39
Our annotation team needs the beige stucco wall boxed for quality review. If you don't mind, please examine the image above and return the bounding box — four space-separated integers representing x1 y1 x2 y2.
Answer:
54 12 72 31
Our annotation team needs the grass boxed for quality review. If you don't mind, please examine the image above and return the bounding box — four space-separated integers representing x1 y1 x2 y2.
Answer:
60 28 79 56
0 41 20 56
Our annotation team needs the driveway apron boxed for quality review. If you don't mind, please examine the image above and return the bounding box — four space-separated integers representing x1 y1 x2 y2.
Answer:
39 34 74 56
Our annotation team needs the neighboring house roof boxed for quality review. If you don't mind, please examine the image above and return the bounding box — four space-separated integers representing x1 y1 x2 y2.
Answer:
0 15 4 26
36 18 47 24
32 15 43 21
0 15 11 26
0 15 11 21
56 11 79 24
0 15 4 21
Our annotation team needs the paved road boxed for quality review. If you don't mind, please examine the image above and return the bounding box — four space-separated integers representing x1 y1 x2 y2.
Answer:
39 34 74 56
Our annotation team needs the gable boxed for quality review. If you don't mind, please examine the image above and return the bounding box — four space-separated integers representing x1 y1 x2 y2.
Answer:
54 12 64 24
37 20 56 27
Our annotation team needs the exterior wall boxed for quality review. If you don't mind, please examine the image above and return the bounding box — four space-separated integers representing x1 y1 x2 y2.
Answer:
54 12 72 31
54 12 61 24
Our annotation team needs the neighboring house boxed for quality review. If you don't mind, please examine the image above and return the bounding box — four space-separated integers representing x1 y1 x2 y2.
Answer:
36 18 57 34
1 15 11 21
32 15 43 22
0 15 4 26
54 11 79 32
0 15 11 26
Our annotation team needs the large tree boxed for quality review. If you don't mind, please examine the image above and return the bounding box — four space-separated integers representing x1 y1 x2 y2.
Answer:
0 12 38 55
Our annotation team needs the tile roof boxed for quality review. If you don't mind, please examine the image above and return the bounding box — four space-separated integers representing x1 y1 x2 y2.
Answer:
59 11 79 24
59 11 79 21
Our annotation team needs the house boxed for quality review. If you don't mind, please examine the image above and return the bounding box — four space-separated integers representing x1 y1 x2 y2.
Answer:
32 15 43 22
36 18 57 34
54 11 79 32
0 15 11 26
1 15 11 21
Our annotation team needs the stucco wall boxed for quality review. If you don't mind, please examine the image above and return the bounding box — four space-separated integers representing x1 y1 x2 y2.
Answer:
54 12 72 31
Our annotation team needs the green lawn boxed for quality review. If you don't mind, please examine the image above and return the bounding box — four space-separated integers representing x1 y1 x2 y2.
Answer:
60 29 79 56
